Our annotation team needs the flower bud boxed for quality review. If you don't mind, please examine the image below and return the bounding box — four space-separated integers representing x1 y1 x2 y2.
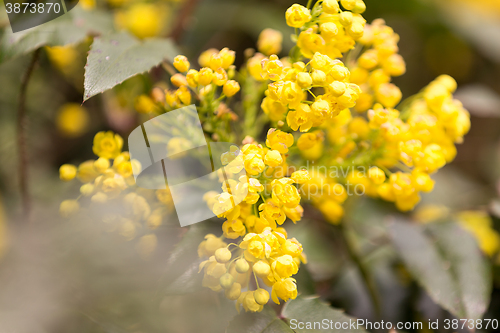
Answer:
219 273 234 289
80 183 94 196
312 70 327 85
341 0 357 10
59 164 77 181
198 68 213 86
368 167 386 185
296 72 312 89
339 12 353 26
225 282 241 300
173 55 190 73
213 68 228 86
320 22 339 38
91 192 108 204
253 260 271 277
223 80 240 97
254 288 270 305
322 0 340 14
186 69 199 87
94 157 110 173
215 247 232 263
60 200 79 217
235 258 250 273
329 81 347 97
171 73 188 87
353 0 366 13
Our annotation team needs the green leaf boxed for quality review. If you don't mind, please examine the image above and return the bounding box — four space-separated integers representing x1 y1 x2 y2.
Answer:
162 225 209 295
226 306 293 333
83 32 178 101
0 7 113 64
389 219 491 320
282 296 368 333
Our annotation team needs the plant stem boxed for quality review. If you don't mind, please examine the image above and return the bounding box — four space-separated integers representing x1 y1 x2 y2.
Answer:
339 221 382 319
17 48 40 221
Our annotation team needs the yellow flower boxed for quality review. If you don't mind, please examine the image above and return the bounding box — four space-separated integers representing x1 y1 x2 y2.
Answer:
60 200 80 217
287 104 314 132
272 254 298 278
225 282 241 300
219 48 236 69
291 170 310 184
368 167 386 185
198 67 214 86
375 83 402 108
77 160 100 183
458 211 500 257
272 178 301 208
271 277 297 304
186 69 199 87
94 157 110 173
213 68 228 86
173 55 190 73
266 129 294 154
56 103 90 138
318 199 344 224
247 53 266 81
264 150 283 167
92 132 123 159
261 97 287 121
115 3 163 39
198 234 227 258
134 95 157 114
222 219 247 239
253 260 271 276
59 164 77 181
223 80 240 97
285 4 312 28
80 0 96 10
323 0 340 14
244 154 265 176
215 247 232 263
254 289 270 305
258 29 283 56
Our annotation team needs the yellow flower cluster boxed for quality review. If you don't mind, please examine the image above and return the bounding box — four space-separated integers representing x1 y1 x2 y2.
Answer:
58 0 472 313
292 0 366 60
163 48 240 111
350 19 406 112
198 129 309 311
257 52 360 131
59 131 174 257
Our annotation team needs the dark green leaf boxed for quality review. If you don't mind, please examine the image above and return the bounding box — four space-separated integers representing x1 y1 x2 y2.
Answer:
162 225 209 295
389 219 491 320
227 306 293 333
282 296 368 333
0 7 113 64
83 32 178 101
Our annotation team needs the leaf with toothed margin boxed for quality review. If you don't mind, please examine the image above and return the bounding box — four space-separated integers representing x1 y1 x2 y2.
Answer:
281 296 368 333
226 306 294 333
83 32 178 102
388 218 491 321
0 7 113 64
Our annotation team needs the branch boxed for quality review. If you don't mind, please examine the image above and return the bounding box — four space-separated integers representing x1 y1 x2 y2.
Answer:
17 48 40 221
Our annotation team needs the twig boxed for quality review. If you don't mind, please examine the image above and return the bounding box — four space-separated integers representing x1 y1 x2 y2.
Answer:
17 48 40 221
339 221 382 320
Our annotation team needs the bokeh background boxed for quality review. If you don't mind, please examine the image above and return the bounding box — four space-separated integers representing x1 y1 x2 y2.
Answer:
1 0 500 332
